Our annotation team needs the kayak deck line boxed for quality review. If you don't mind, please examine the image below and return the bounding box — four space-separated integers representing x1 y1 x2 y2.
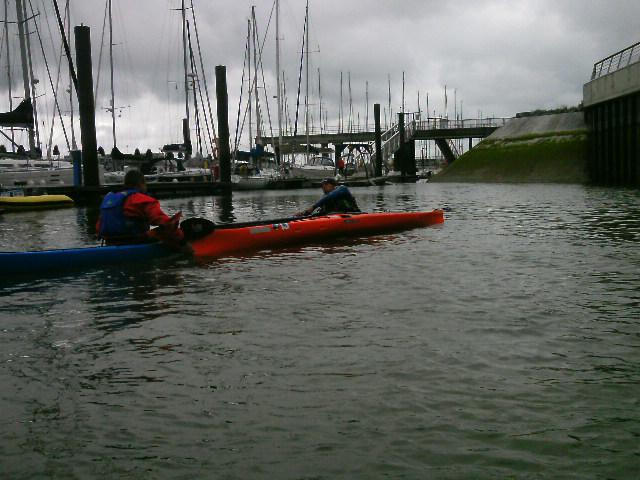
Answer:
0 210 445 275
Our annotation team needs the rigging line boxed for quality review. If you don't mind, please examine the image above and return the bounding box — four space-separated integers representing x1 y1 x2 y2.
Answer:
256 1 275 142
233 35 249 158
114 0 135 116
3 0 13 150
51 0 77 93
26 0 70 151
46 44 67 156
94 0 108 104
0 18 5 60
186 20 202 155
22 0 40 149
0 128 20 147
236 85 252 152
189 0 216 149
38 0 66 153
293 7 306 137
65 0 76 150
191 53 213 156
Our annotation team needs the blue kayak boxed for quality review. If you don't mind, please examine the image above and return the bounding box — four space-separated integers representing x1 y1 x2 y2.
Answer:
0 242 176 276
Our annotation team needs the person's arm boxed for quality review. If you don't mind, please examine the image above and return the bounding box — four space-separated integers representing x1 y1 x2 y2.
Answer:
124 193 171 226
299 186 353 216
125 193 184 243
313 185 351 209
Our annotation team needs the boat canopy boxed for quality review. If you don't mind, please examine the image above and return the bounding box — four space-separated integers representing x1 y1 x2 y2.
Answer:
235 145 275 161
0 99 34 128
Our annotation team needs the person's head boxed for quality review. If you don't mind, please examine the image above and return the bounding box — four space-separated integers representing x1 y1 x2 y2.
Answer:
320 177 337 193
124 169 147 191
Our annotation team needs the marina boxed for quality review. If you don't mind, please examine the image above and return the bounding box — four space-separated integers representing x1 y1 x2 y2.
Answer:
0 0 639 478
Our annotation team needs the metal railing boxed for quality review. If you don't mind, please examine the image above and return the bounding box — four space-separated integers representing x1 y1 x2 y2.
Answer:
591 41 640 80
415 117 510 130
274 116 509 137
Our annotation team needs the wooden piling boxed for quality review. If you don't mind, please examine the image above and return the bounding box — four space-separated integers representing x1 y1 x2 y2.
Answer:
74 26 100 186
215 65 231 183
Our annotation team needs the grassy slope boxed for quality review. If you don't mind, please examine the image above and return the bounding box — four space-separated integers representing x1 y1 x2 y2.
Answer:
433 134 588 184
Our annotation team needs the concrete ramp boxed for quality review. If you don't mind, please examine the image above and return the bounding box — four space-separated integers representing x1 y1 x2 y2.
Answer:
488 112 586 140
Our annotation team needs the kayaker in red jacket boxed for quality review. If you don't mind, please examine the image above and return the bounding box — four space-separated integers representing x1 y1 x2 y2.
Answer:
96 169 185 246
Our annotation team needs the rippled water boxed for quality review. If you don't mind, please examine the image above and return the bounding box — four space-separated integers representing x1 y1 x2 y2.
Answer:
1 183 639 479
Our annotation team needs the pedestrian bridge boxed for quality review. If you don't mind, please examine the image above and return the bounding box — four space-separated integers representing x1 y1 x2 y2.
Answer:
260 116 509 165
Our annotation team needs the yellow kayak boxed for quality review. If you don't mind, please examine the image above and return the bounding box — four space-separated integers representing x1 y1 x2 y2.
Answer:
0 194 74 211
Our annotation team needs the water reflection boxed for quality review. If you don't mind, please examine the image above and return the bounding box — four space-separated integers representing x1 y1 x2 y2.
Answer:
85 264 188 333
79 206 100 240
217 193 235 223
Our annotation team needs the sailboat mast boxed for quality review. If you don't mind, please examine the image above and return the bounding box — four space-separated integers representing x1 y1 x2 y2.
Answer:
4 0 14 150
275 0 282 163
304 0 309 163
108 0 116 147
365 80 369 130
181 0 189 121
247 18 252 150
387 73 391 129
66 0 76 150
21 0 39 151
14 0 35 153
317 67 321 135
339 71 342 132
251 6 260 146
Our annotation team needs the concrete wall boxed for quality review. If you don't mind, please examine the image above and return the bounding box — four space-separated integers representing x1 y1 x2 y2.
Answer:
433 112 588 184
488 112 586 140
584 61 640 107
584 91 639 186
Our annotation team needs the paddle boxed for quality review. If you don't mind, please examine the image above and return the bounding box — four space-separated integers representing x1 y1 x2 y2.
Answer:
180 211 366 241
180 214 307 241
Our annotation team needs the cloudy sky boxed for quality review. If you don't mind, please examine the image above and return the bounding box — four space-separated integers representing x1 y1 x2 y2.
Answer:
1 0 639 155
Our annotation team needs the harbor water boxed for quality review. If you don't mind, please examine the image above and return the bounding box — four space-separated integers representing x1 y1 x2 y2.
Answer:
1 183 639 479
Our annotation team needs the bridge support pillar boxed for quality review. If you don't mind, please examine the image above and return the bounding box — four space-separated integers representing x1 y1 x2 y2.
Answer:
397 113 406 175
374 104 382 177
585 90 640 186
407 139 416 176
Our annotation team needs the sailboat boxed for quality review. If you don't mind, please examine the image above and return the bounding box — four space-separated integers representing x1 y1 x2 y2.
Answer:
230 5 285 190
0 0 77 189
99 0 214 184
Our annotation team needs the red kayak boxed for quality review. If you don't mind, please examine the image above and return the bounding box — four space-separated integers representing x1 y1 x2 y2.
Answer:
190 210 444 259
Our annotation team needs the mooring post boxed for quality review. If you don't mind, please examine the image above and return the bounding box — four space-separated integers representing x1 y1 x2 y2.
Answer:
374 103 382 177
74 25 99 187
215 65 231 184
398 112 406 175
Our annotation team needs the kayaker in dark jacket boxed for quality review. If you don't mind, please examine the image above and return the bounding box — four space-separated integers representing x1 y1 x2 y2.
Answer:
299 177 361 216
96 169 184 246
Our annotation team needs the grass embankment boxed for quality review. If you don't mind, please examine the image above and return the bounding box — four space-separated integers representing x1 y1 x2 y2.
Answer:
433 131 588 184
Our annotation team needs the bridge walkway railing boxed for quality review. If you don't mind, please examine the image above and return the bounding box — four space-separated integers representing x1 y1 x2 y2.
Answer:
591 41 640 80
